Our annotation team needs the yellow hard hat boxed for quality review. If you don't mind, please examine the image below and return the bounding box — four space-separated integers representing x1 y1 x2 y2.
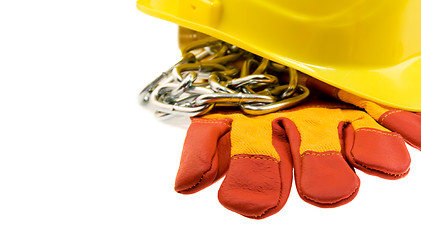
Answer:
137 0 421 111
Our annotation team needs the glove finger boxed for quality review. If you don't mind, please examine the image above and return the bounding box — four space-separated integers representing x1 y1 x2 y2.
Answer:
281 116 360 208
175 118 232 194
333 88 421 150
378 110 421 151
217 117 293 219
343 117 411 179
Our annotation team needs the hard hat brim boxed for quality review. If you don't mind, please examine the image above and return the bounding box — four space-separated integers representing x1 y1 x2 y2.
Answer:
138 0 421 111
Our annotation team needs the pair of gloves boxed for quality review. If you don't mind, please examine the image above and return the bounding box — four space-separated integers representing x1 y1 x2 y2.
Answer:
172 74 421 219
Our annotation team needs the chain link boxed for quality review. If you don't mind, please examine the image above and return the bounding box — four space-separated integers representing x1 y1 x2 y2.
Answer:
139 37 310 117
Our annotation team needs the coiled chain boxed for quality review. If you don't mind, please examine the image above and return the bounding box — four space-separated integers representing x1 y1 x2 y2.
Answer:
139 37 310 118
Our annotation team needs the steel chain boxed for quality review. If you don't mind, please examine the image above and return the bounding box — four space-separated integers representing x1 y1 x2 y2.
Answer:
139 37 310 118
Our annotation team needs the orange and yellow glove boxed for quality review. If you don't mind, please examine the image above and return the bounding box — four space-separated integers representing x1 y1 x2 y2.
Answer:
306 77 421 151
174 97 411 219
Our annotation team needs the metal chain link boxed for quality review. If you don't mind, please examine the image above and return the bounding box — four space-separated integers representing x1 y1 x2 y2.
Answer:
139 37 310 118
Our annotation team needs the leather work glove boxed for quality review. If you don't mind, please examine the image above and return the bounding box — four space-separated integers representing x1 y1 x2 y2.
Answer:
174 97 412 219
305 77 421 151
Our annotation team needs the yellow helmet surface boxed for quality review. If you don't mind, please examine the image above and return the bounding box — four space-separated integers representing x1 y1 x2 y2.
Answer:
137 0 421 111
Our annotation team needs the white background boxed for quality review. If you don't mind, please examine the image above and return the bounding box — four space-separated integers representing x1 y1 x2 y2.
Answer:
1 1 420 239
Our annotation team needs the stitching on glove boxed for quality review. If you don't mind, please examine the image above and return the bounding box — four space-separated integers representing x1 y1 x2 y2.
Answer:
378 110 403 125
300 186 359 206
354 161 408 178
231 155 278 163
300 152 342 157
354 128 404 140
178 174 206 193
191 118 231 128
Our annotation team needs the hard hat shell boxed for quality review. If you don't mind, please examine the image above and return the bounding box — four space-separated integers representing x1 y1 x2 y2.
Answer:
137 0 421 111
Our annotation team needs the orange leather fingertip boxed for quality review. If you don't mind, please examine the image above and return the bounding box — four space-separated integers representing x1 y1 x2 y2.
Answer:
217 154 288 219
297 151 360 207
343 125 410 179
280 118 360 207
379 110 421 151
175 118 232 194
217 119 293 219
